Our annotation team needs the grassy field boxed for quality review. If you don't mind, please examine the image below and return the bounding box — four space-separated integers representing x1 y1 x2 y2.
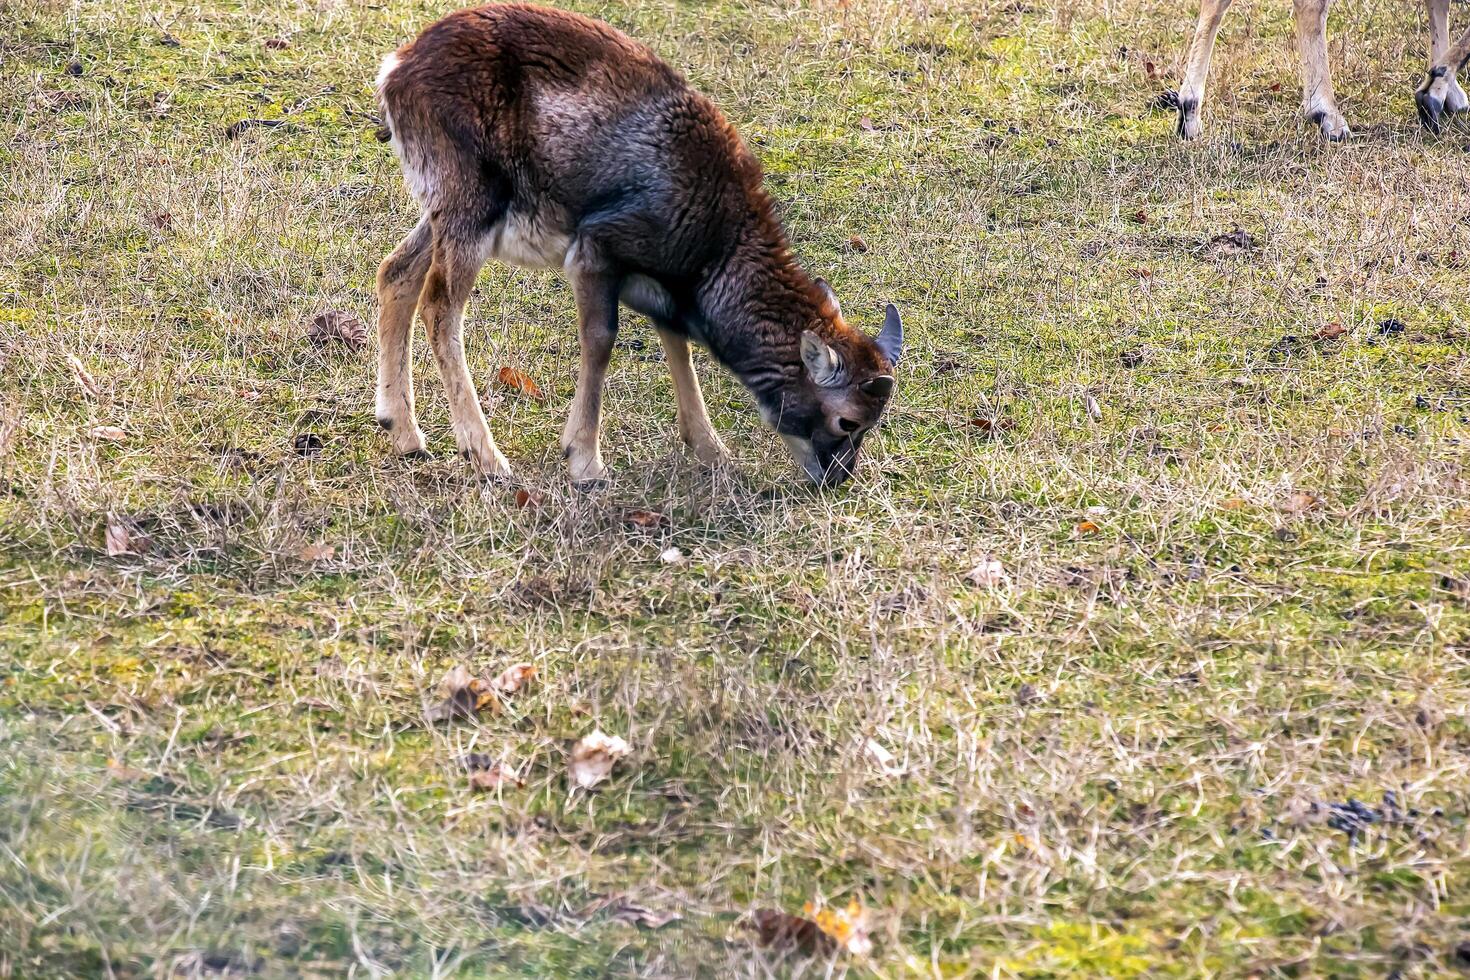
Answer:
4 0 1470 974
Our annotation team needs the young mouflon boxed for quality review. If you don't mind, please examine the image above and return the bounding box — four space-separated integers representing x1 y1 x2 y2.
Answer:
374 3 903 487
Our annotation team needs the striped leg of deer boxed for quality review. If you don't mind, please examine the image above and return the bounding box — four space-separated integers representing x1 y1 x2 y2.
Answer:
657 328 728 466
1177 0 1234 139
375 218 432 456
418 235 513 480
561 270 620 487
1293 0 1350 139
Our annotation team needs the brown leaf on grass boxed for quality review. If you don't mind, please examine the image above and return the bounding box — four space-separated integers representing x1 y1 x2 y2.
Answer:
1143 60 1158 81
489 662 535 694
808 899 873 955
1220 497 1247 510
514 488 546 510
1074 519 1100 536
750 909 836 956
1084 393 1103 422
423 665 496 724
88 425 127 442
497 366 545 401
307 310 367 352
569 729 632 789
858 116 876 132
105 522 133 557
298 542 335 562
967 416 1015 439
1281 491 1322 515
106 758 150 782
622 508 669 529
1316 321 1348 341
1130 208 1149 224
846 234 869 253
263 36 290 50
469 763 523 791
67 354 101 399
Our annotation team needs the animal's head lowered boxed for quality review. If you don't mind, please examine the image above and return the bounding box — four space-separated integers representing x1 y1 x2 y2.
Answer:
756 282 903 487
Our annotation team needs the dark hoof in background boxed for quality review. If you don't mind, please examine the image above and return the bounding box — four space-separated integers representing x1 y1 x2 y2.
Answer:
1418 91 1445 133
1151 89 1181 111
402 448 431 460
572 478 608 493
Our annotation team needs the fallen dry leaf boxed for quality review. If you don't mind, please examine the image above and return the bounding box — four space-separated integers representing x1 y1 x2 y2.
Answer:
964 559 1010 589
514 488 546 510
622 508 669 529
807 899 873 956
569 729 632 789
1220 497 1247 511
423 664 496 724
967 416 1016 438
1316 321 1348 341
1130 208 1149 224
751 909 836 956
862 738 906 777
307 310 367 352
67 354 101 399
858 116 876 131
469 763 523 791
105 522 133 557
497 366 545 401
1281 491 1322 515
846 234 869 253
263 36 290 49
489 662 535 694
1074 519 1100 536
88 425 127 442
298 542 335 562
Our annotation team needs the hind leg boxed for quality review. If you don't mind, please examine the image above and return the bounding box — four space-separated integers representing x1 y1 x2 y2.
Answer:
419 230 513 479
375 217 432 455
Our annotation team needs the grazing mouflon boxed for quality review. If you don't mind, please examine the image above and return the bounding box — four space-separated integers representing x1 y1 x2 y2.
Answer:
1175 0 1470 139
374 3 903 487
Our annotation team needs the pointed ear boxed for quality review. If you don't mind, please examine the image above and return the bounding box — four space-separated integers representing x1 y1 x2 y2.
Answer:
800 330 847 387
814 278 841 317
860 375 894 398
875 302 903 365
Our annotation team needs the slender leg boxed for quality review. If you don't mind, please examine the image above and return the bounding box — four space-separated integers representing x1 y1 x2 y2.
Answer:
656 328 728 466
1426 0 1469 109
560 268 620 486
1176 0 1235 139
375 217 432 455
418 233 513 479
1293 0 1350 139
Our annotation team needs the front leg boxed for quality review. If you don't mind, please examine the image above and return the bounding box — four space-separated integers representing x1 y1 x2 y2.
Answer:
561 267 620 486
1293 0 1350 139
656 328 728 466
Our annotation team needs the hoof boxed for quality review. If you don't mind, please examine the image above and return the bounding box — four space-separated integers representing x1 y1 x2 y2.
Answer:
376 416 394 431
572 477 608 493
1176 98 1201 140
403 448 431 461
1307 108 1351 141
1448 78 1469 114
1418 90 1445 133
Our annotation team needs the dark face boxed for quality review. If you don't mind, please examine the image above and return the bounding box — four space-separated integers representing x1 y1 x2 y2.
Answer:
758 300 903 487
